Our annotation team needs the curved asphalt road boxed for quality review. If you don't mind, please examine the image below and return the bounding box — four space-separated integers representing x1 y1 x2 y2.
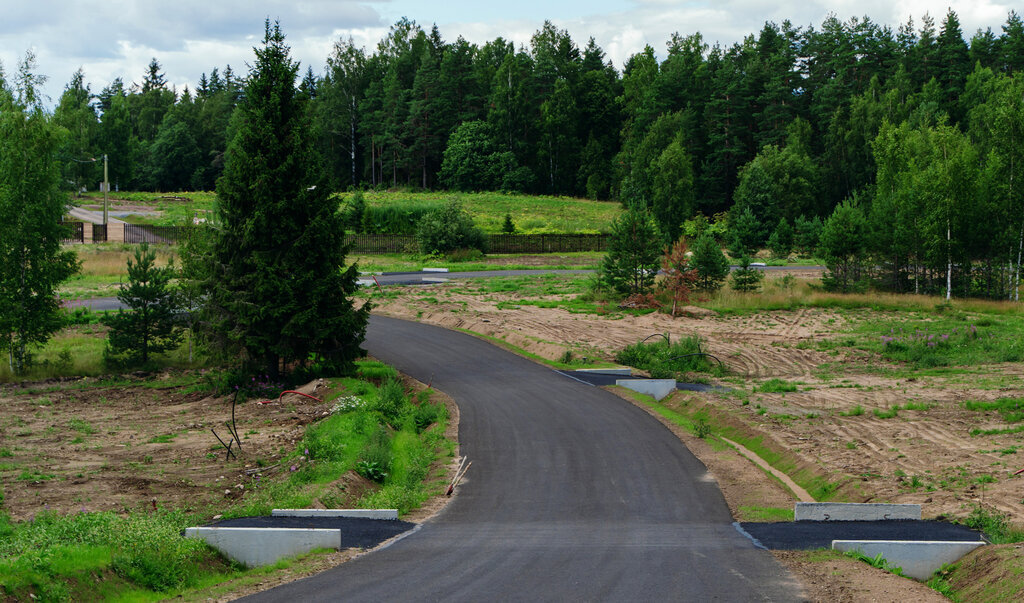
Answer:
244 315 802 601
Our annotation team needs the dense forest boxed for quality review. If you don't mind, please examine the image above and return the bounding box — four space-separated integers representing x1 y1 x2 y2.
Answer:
22 9 1024 298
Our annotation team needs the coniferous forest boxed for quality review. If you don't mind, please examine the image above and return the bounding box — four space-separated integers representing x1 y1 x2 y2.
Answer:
28 10 1024 299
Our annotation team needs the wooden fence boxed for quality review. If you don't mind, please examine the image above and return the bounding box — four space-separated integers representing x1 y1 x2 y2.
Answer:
344 233 608 254
63 226 610 254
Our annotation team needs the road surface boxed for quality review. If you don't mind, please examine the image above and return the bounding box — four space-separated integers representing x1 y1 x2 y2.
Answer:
243 315 802 601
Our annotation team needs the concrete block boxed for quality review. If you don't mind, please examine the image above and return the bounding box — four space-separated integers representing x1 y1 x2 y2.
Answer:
272 508 399 520
832 540 985 580
576 368 632 376
421 277 449 283
422 267 449 273
616 379 676 401
185 527 341 567
796 502 921 522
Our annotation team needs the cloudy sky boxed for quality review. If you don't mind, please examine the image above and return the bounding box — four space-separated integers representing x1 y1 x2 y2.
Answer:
1 1 1019 104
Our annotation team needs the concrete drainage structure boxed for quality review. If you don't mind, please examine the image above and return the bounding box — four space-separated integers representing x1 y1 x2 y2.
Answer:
272 508 399 520
186 509 400 567
832 540 985 580
797 502 986 581
184 527 341 568
796 502 921 522
615 378 676 401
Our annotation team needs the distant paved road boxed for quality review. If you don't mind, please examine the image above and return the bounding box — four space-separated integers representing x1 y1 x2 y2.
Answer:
243 316 802 602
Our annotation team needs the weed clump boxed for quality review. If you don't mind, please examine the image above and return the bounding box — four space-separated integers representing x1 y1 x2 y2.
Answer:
615 336 721 379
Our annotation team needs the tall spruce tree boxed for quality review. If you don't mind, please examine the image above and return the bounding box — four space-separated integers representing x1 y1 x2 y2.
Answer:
208 21 369 377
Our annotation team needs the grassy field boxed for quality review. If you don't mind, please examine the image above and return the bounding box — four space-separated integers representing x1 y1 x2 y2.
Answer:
353 190 621 234
74 189 623 233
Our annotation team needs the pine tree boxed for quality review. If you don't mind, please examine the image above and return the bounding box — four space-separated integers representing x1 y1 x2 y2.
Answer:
103 243 181 365
207 21 369 378
691 233 730 292
730 257 764 292
601 204 661 295
0 54 80 373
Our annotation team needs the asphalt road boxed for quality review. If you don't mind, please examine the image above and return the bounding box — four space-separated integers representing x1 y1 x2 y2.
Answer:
243 315 802 602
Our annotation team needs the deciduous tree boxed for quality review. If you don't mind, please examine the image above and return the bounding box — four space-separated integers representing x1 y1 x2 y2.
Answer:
0 54 80 373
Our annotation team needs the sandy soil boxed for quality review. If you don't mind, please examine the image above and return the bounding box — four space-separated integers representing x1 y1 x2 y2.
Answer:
0 373 459 524
0 375 339 521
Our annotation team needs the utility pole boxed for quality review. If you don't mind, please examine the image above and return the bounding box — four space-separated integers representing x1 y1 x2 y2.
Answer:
102 154 109 225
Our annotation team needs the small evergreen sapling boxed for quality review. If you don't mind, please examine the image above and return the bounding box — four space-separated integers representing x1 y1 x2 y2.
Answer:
502 212 516 234
691 233 730 292
104 243 181 365
730 256 764 292
601 204 662 295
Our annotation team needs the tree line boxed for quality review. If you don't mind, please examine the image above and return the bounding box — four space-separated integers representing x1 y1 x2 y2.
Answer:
25 9 1024 300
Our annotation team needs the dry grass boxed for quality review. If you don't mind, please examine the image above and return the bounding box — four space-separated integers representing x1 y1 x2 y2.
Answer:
74 243 176 277
703 276 1024 316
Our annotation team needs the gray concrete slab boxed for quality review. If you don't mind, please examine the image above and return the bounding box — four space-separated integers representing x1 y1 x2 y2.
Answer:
615 378 677 400
796 502 921 522
832 540 985 580
272 509 398 520
575 367 632 376
184 527 341 567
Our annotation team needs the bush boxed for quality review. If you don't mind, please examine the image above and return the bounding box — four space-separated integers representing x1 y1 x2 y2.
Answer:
103 243 182 367
601 204 661 295
416 201 486 255
730 257 764 292
615 336 719 378
362 202 438 235
691 233 730 292
371 377 409 427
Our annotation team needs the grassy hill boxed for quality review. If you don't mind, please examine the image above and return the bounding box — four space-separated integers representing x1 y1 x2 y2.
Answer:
74 189 623 234
350 191 620 234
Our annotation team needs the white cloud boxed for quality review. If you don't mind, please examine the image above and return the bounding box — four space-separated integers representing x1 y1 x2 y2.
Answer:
1 0 1018 105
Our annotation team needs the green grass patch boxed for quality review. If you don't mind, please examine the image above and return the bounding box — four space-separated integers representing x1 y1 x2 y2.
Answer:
738 506 795 522
964 397 1024 423
872 405 900 419
754 378 798 393
961 506 1024 544
0 509 230 601
147 433 179 444
67 418 96 435
352 190 621 234
615 337 721 379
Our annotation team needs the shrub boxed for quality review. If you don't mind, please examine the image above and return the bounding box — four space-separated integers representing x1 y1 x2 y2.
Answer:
615 336 718 378
103 243 182 367
416 201 486 255
730 256 763 292
691 233 730 292
601 204 661 295
371 377 409 427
